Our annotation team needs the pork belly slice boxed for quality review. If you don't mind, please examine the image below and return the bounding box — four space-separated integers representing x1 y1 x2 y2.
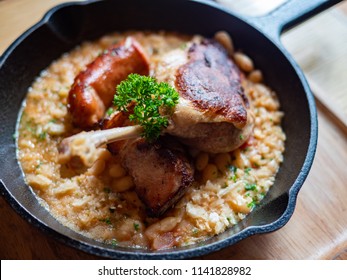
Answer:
120 137 194 217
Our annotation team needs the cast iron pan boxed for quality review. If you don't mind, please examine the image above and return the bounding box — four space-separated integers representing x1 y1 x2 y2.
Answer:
0 0 341 259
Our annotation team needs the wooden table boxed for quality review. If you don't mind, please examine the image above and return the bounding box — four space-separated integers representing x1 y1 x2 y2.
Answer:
1 0 347 260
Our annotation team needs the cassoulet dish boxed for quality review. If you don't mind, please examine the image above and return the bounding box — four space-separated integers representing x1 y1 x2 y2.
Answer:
17 31 285 250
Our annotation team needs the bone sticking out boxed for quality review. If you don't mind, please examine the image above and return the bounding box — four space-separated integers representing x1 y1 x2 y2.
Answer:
58 125 143 167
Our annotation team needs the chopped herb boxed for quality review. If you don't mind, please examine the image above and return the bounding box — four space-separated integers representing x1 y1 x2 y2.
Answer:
12 133 17 140
25 124 35 133
180 43 187 50
111 239 118 247
229 166 238 182
247 201 256 209
239 134 244 140
38 131 46 141
100 217 112 225
133 222 140 232
258 192 265 199
114 74 179 141
49 119 57 123
35 161 42 169
245 183 257 191
231 174 237 182
247 196 259 209
103 188 111 193
229 166 237 173
245 167 252 175
192 228 199 235
257 191 266 200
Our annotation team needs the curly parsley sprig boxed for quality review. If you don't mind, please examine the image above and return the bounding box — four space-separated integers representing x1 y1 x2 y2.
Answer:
114 74 179 141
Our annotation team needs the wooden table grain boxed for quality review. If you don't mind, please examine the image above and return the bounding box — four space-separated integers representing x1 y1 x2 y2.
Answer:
1 0 347 260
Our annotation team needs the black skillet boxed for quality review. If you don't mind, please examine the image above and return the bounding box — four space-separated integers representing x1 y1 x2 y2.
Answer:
0 0 342 259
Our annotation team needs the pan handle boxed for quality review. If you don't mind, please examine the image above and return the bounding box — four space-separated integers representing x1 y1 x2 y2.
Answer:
243 0 343 42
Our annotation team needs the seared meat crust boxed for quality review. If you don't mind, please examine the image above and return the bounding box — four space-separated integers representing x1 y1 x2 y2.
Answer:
155 39 254 153
121 137 194 217
176 40 247 127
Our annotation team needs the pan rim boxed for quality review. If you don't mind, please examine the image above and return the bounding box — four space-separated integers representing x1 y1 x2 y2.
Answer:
0 0 318 259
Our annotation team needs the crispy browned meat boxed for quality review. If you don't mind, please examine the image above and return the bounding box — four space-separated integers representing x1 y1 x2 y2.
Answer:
154 39 254 153
176 39 247 126
102 110 194 217
67 37 150 128
120 137 194 217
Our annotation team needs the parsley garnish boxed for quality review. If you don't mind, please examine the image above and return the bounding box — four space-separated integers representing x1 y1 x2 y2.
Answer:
114 74 179 141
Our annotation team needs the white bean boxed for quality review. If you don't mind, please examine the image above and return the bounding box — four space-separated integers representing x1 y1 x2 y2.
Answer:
195 152 209 171
202 164 219 182
248 69 263 83
214 31 234 55
108 163 127 178
234 52 254 72
87 159 105 176
111 176 134 192
214 153 231 172
145 217 180 238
